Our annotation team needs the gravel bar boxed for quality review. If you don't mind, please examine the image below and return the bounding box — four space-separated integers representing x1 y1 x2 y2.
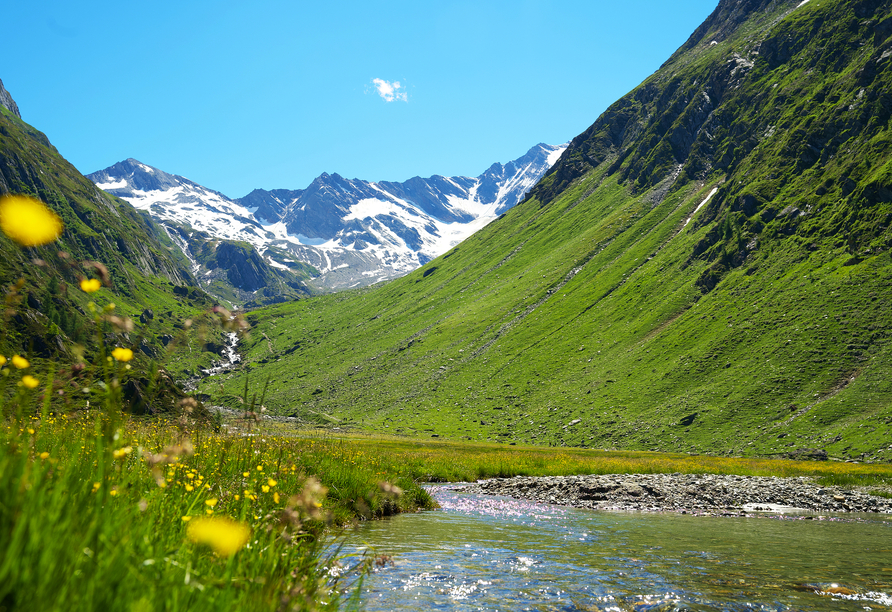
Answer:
458 473 892 515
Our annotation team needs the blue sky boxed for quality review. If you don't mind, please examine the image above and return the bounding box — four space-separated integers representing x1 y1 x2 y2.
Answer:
4 1 717 198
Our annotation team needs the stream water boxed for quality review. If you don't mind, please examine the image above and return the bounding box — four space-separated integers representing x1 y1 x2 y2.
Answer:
339 485 892 611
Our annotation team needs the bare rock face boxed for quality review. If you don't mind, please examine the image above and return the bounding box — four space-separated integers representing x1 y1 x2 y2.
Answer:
0 78 21 119
212 241 270 291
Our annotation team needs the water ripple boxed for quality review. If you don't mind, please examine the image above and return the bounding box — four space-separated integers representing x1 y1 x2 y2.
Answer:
339 485 892 611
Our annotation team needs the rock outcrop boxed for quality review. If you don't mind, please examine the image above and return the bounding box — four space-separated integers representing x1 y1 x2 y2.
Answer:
0 78 21 119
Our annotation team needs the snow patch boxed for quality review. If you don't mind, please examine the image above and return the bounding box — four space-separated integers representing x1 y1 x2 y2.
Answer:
547 145 567 167
683 187 718 230
96 178 128 190
267 259 290 270
344 198 403 221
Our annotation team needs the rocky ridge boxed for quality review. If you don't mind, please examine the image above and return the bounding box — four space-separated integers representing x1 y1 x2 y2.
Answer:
461 473 892 515
0 78 21 119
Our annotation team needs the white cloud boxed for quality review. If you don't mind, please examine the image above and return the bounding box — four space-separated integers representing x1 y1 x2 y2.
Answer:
372 78 408 103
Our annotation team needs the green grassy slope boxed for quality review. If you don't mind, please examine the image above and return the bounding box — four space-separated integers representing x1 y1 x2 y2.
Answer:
199 0 892 461
0 104 228 402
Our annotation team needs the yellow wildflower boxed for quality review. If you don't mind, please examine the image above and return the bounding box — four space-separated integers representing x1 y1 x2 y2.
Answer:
261 485 270 493
205 498 218 508
21 375 39 389
39 452 49 459
185 484 194 492
267 478 277 487
181 516 192 522
186 517 251 557
80 278 102 293
111 347 134 362
242 471 250 478
0 194 63 247
11 355 29 369
0 355 6 367
112 446 133 459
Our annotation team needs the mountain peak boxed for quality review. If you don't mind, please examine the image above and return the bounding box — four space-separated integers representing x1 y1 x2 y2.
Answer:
0 78 21 119
665 0 796 64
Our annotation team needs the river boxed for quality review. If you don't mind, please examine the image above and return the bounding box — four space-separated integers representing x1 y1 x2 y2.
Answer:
339 485 892 611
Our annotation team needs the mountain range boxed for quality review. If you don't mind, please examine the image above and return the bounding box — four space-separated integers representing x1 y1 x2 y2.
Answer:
87 143 565 297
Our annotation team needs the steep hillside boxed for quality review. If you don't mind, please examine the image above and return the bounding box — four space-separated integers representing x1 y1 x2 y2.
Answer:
198 0 892 461
0 90 229 410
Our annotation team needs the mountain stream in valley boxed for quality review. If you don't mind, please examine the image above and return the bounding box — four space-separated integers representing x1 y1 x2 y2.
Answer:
182 331 241 392
338 485 892 611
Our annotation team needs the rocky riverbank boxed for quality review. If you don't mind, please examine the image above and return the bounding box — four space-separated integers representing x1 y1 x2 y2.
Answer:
459 473 892 515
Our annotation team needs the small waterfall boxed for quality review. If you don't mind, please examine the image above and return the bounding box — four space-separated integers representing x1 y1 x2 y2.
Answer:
182 331 241 392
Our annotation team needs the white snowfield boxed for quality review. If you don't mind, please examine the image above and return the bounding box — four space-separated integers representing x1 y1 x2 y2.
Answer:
88 143 567 290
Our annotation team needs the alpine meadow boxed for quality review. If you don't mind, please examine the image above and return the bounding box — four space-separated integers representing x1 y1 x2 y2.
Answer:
199 0 892 462
2 0 892 610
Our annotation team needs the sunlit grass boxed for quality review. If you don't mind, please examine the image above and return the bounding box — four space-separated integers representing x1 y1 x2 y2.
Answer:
271 430 892 489
0 413 433 611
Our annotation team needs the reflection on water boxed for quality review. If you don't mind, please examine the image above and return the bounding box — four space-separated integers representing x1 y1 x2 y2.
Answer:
339 485 892 611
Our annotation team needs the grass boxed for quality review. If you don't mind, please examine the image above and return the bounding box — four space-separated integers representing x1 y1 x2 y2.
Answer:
262 431 892 490
0 411 435 612
11 402 889 612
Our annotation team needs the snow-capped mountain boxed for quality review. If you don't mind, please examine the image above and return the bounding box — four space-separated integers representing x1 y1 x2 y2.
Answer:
88 143 566 292
87 159 281 252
